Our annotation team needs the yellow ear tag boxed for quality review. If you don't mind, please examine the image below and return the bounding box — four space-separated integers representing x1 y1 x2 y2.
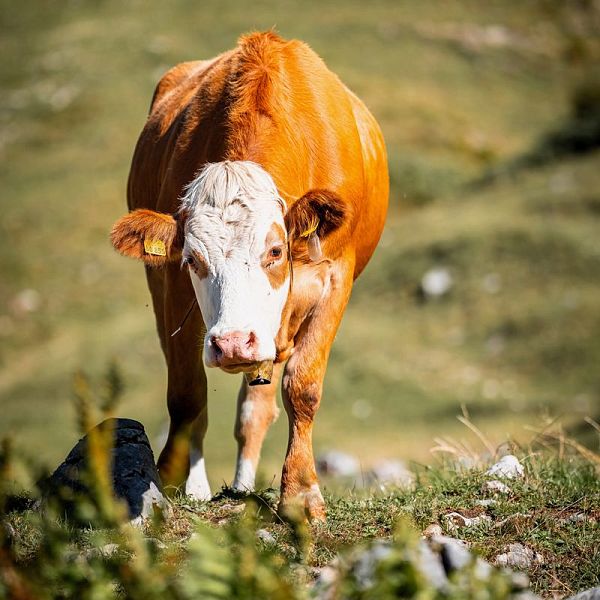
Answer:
144 238 167 257
300 217 319 238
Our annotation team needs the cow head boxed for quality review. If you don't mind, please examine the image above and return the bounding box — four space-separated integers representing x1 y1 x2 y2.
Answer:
111 160 345 373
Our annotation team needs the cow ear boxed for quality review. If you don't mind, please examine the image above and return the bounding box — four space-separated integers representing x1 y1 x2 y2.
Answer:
110 209 183 267
285 189 346 241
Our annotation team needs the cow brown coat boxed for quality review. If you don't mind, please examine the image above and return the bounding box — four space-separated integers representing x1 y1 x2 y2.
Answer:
114 31 388 520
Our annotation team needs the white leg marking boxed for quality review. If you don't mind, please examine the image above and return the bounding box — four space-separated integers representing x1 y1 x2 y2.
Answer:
240 399 254 425
185 450 212 501
232 457 256 492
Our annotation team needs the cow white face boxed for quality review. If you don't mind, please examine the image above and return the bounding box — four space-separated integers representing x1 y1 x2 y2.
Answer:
179 161 289 371
111 160 347 374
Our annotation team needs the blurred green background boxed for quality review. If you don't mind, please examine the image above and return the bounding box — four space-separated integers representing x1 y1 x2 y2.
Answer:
1 0 599 488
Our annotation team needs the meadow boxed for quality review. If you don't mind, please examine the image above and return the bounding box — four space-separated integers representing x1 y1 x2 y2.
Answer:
2 2 600 598
1 0 599 493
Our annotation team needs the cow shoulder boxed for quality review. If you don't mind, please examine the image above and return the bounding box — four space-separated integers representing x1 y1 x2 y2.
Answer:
149 55 229 114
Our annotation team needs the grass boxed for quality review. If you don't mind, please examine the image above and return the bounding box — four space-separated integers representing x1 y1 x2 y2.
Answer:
1 0 599 481
1 7 600 595
3 436 599 598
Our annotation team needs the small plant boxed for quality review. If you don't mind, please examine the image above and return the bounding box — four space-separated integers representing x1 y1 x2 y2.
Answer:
2 370 599 599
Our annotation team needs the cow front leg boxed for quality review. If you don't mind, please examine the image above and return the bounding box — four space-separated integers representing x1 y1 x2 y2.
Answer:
156 271 209 499
185 402 211 500
232 363 282 492
157 368 209 499
279 262 353 521
280 366 325 521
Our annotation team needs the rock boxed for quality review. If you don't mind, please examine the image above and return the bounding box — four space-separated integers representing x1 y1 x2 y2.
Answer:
482 272 502 294
45 418 169 524
566 587 600 600
368 459 414 489
442 511 492 532
311 564 339 600
475 498 497 507
316 450 359 478
495 513 532 532
429 534 494 581
10 288 41 314
494 543 544 569
310 534 541 599
422 523 443 538
222 503 246 514
558 513 597 526
430 535 472 571
2 522 16 542
474 558 494 581
352 540 393 590
82 543 120 560
509 571 531 590
482 479 512 495
351 399 373 420
147 537 166 550
486 455 524 479
256 528 276 545
416 539 449 590
421 267 453 298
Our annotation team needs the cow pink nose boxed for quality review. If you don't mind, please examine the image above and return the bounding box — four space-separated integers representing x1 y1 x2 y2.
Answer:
211 331 258 366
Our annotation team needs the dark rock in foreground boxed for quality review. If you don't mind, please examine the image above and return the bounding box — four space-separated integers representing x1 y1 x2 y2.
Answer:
45 418 168 524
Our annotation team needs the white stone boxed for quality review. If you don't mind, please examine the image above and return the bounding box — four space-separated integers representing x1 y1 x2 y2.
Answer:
565 586 600 599
442 512 492 532
11 288 41 314
482 272 501 294
494 543 544 569
368 459 414 489
353 541 393 590
82 543 120 560
351 399 373 420
482 479 512 494
486 455 524 479
558 512 596 526
475 498 497 507
311 565 339 600
316 450 359 478
422 524 443 538
421 268 453 298
256 529 276 545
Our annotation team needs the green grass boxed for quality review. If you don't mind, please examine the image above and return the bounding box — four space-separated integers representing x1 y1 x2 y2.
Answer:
3 446 599 598
1 0 599 497
2 3 599 598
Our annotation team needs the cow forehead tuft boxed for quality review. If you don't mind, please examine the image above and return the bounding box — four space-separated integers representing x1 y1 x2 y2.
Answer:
179 160 285 215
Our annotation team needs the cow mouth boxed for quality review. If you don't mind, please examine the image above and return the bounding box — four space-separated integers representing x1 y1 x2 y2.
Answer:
219 362 257 374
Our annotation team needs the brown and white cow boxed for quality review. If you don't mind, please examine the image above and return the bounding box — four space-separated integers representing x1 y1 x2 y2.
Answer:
110 31 388 520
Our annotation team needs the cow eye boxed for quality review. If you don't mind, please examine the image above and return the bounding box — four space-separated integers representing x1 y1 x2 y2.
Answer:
184 256 194 266
269 247 282 259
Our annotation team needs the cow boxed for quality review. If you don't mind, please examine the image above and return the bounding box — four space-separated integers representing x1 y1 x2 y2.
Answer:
110 31 388 520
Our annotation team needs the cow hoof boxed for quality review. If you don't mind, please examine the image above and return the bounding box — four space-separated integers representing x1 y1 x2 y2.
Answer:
185 454 212 501
185 485 212 502
280 484 326 522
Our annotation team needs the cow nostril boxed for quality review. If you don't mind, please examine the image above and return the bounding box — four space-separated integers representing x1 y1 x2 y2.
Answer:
211 336 223 357
246 331 257 348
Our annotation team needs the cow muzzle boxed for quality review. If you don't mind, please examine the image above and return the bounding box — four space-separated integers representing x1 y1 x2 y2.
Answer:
205 330 276 385
208 330 259 367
